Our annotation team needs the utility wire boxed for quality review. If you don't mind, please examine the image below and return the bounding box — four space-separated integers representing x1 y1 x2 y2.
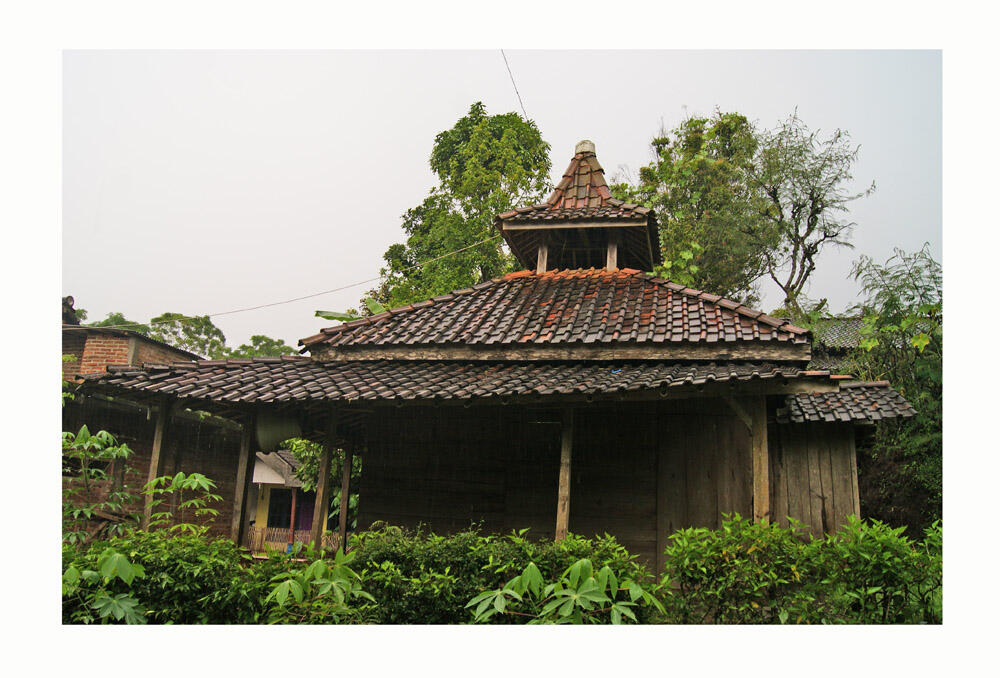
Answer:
500 49 529 120
84 233 504 331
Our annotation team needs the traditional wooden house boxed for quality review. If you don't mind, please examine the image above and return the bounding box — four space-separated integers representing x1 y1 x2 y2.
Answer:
81 140 915 569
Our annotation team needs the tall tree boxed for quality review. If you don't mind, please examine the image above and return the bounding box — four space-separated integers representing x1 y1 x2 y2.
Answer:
617 112 774 305
749 113 874 317
147 312 227 359
371 102 551 308
89 311 151 335
226 334 298 358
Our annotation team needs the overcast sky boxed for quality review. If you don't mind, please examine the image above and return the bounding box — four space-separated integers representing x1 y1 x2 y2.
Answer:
63 50 941 350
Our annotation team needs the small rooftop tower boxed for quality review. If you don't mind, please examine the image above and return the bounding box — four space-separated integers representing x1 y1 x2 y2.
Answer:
496 140 660 273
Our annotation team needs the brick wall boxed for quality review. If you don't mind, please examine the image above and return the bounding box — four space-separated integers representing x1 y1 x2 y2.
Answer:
63 395 244 539
78 335 130 375
136 340 196 364
62 333 87 378
64 329 198 378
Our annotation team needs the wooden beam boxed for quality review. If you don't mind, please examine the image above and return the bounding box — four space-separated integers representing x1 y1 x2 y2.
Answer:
723 396 753 432
230 412 256 544
314 340 812 364
606 230 620 271
338 446 354 553
536 240 549 274
143 397 173 529
747 396 770 522
311 411 336 552
554 407 574 541
503 220 647 231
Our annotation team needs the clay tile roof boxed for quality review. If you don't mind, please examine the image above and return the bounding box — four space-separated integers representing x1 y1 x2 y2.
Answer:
300 268 811 349
497 142 648 224
82 359 810 404
776 381 917 424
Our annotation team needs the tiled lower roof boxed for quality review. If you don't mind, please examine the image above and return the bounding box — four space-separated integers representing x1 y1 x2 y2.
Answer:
84 357 811 404
776 381 916 423
300 268 810 350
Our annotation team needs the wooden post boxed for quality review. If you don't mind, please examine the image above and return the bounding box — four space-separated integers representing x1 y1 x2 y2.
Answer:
555 407 574 541
230 412 256 544
311 411 336 552
287 488 298 551
748 396 770 522
606 230 620 271
143 397 173 529
536 240 549 274
338 446 354 553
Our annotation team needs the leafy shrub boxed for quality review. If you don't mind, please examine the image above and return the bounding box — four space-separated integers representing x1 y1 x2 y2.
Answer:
661 514 810 623
63 531 270 624
659 514 942 624
350 525 652 624
467 558 663 624
263 549 373 624
806 517 942 624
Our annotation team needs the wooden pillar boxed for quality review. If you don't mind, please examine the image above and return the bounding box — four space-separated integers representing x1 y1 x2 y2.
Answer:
536 240 549 274
606 230 620 271
311 411 336 552
287 488 298 551
143 397 173 529
338 446 354 553
748 396 770 522
554 407 574 541
230 412 257 544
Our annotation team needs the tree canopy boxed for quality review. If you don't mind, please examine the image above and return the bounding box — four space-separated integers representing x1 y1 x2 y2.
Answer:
618 110 872 317
615 112 772 305
225 334 297 358
370 102 551 309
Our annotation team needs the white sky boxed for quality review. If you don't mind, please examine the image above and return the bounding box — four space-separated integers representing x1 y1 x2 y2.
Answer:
62 50 941 349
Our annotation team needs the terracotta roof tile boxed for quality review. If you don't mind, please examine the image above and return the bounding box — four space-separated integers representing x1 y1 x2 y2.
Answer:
84 358 811 404
300 269 810 350
776 382 916 423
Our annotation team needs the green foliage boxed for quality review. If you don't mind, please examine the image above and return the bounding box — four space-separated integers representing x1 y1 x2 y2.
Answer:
618 112 772 304
350 525 650 624
144 472 223 535
147 312 227 359
62 546 147 624
751 113 874 318
370 102 551 309
280 437 360 530
89 311 151 335
63 532 271 624
264 549 374 624
225 334 297 358
62 425 141 544
660 514 941 624
466 558 664 624
848 245 942 529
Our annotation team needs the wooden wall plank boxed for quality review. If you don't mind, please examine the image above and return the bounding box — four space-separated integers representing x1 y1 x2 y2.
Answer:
805 424 826 536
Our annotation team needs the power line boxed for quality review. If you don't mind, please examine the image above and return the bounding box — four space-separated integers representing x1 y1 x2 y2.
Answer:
85 233 504 331
500 49 528 120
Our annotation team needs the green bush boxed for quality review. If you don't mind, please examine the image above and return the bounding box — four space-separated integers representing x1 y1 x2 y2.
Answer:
63 531 273 624
659 514 942 624
350 525 652 624
661 514 810 624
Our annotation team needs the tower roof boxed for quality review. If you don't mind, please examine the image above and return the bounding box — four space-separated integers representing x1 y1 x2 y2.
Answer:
496 141 660 271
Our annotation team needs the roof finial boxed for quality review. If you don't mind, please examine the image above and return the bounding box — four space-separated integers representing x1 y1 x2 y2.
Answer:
575 139 595 155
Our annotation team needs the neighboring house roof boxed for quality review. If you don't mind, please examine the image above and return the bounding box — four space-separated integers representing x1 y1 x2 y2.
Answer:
776 381 916 424
62 324 204 361
300 268 809 350
812 317 864 350
84 357 822 404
